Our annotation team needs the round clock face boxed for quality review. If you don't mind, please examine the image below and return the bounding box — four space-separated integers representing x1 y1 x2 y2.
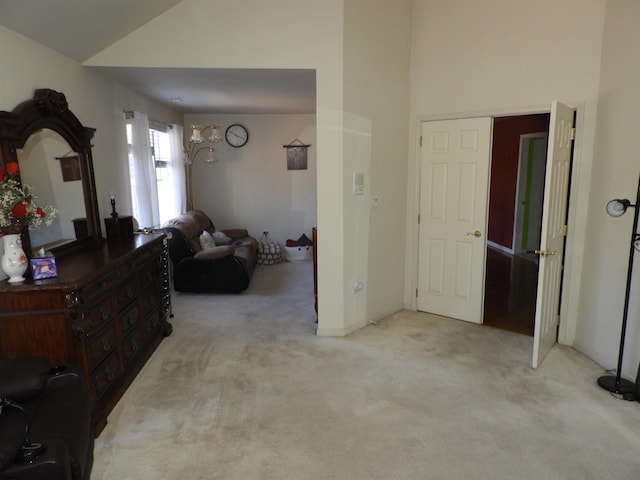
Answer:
225 124 249 148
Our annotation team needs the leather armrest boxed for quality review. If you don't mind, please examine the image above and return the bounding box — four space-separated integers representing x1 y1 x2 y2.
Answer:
0 357 51 401
46 366 83 392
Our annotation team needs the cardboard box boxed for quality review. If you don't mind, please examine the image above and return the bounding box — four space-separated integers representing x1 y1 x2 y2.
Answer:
30 256 58 279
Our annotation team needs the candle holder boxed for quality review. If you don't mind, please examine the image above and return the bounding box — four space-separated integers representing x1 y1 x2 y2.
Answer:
110 197 119 218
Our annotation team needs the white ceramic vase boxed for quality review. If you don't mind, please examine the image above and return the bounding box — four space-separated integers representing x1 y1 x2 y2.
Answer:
1 234 28 283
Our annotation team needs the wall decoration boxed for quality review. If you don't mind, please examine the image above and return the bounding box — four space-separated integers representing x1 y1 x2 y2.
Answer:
57 155 81 181
283 139 311 170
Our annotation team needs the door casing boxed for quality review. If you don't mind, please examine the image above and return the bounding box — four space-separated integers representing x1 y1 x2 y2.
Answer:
405 103 587 350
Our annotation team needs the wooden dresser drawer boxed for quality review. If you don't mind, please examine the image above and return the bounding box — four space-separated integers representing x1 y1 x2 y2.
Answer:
141 284 160 314
87 322 118 368
82 270 121 303
92 352 121 399
116 278 137 309
122 327 144 365
79 296 115 334
119 303 140 337
145 307 163 334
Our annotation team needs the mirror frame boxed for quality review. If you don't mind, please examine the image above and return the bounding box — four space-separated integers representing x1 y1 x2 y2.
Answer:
0 88 102 255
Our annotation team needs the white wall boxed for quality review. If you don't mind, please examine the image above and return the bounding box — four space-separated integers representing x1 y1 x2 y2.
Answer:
0 26 183 281
342 0 412 331
184 113 316 245
406 0 605 358
84 0 351 334
576 0 640 380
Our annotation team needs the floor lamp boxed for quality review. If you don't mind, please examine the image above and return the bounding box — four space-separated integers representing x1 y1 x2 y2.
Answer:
597 174 640 400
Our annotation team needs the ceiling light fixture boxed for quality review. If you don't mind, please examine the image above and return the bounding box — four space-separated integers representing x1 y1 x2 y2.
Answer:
183 124 223 210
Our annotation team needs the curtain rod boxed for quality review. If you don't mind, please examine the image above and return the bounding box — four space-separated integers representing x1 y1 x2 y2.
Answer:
123 110 174 129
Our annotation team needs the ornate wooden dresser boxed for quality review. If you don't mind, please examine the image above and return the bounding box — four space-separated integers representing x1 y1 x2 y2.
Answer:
0 234 172 435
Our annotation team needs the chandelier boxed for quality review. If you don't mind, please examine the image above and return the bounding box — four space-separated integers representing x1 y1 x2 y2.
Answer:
184 124 223 210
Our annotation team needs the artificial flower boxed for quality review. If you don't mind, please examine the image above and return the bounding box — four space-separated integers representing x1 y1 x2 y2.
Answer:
0 162 57 236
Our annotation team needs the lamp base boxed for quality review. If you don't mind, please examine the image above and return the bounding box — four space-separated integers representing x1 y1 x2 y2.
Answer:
597 375 636 399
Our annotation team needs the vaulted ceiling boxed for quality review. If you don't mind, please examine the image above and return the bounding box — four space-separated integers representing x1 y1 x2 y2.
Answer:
0 0 316 114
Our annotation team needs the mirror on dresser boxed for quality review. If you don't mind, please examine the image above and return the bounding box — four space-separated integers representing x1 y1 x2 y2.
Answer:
0 88 101 256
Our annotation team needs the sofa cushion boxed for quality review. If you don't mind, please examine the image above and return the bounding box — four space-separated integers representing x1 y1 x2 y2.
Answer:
194 245 235 260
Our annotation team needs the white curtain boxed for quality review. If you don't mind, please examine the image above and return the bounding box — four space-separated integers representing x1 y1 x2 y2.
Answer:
129 111 160 228
168 124 186 216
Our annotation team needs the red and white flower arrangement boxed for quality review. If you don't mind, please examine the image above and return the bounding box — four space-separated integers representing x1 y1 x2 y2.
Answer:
0 162 57 236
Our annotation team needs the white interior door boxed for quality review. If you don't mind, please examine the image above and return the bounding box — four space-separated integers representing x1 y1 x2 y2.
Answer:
532 101 574 368
417 117 492 323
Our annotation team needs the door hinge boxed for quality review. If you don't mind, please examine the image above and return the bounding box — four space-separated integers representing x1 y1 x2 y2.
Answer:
562 224 568 236
418 214 421 224
419 135 423 147
555 314 560 326
416 288 419 297
570 128 576 140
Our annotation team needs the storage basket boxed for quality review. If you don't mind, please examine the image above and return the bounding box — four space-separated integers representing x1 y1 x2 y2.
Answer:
283 245 313 262
257 233 282 265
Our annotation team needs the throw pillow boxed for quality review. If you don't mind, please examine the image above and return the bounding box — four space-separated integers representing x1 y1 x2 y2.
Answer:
211 231 232 245
199 231 216 250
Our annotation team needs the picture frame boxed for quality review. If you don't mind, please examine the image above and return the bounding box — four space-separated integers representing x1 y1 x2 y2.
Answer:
58 155 81 182
284 139 311 171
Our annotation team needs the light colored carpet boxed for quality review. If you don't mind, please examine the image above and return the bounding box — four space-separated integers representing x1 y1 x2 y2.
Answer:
93 261 640 479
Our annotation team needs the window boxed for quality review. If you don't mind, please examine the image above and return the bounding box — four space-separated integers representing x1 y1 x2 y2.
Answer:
126 119 183 227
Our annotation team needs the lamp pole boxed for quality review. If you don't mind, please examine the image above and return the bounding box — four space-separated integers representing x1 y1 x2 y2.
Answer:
183 124 222 211
597 174 640 398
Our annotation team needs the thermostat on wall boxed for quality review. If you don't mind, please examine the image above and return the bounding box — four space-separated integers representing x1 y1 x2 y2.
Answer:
353 172 365 195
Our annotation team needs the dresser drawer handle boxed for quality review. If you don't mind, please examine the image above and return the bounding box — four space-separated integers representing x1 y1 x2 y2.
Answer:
105 368 115 382
128 316 138 327
102 338 112 352
100 307 110 321
126 287 134 298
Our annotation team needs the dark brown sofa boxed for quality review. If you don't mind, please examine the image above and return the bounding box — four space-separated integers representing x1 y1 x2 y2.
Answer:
162 210 258 293
0 357 93 480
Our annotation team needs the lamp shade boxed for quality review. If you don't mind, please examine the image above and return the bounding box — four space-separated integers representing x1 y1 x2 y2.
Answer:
606 199 631 217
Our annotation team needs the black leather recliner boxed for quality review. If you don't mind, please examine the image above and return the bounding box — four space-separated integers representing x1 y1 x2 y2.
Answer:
0 357 93 480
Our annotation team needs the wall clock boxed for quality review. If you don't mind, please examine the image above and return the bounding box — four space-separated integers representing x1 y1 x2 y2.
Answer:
225 124 249 148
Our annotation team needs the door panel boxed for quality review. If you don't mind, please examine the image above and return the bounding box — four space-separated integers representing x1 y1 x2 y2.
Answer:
417 118 492 323
532 101 573 368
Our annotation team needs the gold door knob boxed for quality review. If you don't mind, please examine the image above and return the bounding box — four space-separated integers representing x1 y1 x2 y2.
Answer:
466 230 481 237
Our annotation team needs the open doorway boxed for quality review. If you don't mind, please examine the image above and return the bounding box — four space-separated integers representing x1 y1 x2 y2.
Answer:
483 113 550 336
